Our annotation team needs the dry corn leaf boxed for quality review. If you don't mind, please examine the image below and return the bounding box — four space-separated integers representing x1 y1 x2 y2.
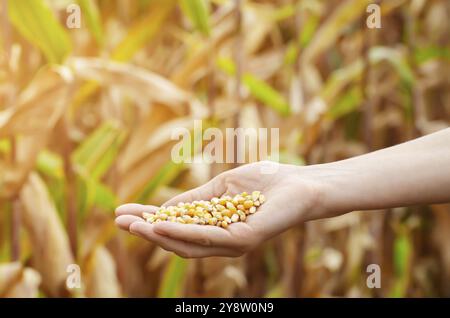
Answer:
0 67 72 199
0 66 72 136
85 246 122 298
0 0 448 298
302 0 372 63
118 143 182 202
67 57 193 112
118 115 195 174
0 262 41 298
71 0 176 109
19 173 74 297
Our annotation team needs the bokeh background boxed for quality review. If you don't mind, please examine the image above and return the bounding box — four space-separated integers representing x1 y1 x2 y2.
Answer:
0 0 449 297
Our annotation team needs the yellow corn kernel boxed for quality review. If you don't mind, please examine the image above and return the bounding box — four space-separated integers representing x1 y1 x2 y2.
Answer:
221 209 232 218
243 200 253 209
231 214 239 223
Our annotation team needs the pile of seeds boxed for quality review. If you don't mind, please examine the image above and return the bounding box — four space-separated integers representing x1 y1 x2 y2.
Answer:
142 191 265 228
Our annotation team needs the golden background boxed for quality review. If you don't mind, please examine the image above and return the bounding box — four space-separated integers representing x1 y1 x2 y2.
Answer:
0 0 449 297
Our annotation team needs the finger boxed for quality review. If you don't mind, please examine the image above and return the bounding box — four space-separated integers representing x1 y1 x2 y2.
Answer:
115 203 159 217
115 215 145 230
129 222 239 258
163 175 226 207
152 221 250 249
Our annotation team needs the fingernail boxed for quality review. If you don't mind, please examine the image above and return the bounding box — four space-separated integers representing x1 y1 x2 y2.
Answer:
129 221 144 234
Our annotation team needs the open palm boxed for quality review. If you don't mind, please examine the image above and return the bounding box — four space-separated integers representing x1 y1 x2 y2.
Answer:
115 161 325 258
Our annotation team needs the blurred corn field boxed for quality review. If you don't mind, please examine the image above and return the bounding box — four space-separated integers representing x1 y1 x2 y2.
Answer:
0 0 449 298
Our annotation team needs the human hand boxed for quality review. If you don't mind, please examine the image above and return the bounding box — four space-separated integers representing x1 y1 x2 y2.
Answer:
116 129 450 257
115 161 328 258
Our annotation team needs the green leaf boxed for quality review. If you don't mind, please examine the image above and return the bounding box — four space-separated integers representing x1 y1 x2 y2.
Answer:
8 0 71 63
271 3 295 21
90 180 117 211
157 255 187 297
72 121 126 180
299 14 320 48
389 228 412 297
283 42 298 66
327 86 363 119
0 138 10 153
78 0 104 46
112 0 176 61
217 57 291 116
72 121 123 217
414 46 450 64
77 175 117 216
136 161 185 203
216 56 236 75
43 178 66 219
136 120 208 202
243 74 290 116
394 233 411 276
36 150 64 179
180 0 210 36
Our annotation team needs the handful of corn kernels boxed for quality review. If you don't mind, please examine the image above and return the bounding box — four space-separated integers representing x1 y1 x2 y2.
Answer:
142 191 265 228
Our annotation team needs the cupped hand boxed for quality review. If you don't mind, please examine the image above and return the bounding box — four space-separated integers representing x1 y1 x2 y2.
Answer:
115 161 327 258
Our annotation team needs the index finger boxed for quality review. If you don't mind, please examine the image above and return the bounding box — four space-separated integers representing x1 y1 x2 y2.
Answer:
115 203 159 217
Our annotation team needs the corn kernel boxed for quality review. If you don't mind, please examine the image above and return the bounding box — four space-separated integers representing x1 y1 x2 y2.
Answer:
141 191 265 228
208 217 217 225
243 200 253 209
221 209 232 218
259 195 265 204
142 212 153 219
226 202 235 210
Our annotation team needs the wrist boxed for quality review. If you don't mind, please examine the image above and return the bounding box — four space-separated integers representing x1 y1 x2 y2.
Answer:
295 162 356 221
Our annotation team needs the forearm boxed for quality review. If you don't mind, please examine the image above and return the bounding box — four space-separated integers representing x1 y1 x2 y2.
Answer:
315 128 450 216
